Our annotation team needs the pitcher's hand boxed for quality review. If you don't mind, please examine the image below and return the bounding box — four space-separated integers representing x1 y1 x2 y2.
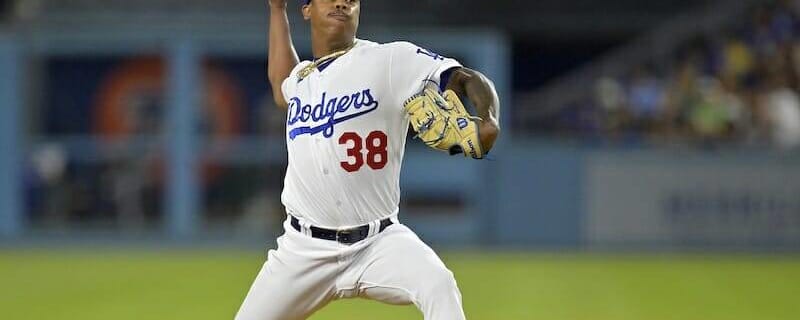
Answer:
268 0 288 9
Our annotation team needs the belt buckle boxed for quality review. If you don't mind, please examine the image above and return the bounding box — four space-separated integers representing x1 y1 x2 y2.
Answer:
336 229 355 243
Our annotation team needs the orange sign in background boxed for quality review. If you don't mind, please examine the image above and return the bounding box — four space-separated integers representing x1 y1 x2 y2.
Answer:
94 56 243 138
92 56 246 186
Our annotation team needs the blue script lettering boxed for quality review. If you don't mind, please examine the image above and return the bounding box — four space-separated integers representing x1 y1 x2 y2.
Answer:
351 92 362 109
301 105 311 122
286 89 379 140
311 92 326 121
337 95 351 113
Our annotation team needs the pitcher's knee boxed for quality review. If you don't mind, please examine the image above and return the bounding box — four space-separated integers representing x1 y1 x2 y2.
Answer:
417 267 460 299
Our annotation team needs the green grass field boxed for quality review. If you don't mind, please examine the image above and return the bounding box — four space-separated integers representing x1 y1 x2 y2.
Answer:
1 249 799 320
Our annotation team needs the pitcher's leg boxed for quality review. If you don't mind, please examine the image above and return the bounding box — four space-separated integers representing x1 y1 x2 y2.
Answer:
235 232 340 320
354 224 466 320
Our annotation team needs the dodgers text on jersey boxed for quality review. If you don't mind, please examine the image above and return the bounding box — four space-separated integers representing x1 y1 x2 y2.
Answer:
286 89 380 140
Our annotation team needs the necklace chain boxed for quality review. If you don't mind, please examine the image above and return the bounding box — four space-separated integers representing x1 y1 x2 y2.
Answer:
297 42 356 81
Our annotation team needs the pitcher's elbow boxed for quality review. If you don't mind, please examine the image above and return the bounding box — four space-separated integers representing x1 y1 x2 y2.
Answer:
479 120 500 153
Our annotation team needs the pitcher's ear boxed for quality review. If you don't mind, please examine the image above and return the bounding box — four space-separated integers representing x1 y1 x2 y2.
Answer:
302 4 311 20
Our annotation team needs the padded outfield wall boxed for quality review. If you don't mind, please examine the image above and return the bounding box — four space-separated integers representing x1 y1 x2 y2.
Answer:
489 143 800 250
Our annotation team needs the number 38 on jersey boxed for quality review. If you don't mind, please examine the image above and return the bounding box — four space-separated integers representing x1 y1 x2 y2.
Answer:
338 131 388 172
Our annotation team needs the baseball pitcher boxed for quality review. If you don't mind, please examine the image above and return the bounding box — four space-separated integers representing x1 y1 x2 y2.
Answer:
236 0 501 319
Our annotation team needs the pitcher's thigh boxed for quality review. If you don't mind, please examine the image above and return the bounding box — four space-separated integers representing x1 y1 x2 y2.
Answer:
235 248 337 320
356 225 463 308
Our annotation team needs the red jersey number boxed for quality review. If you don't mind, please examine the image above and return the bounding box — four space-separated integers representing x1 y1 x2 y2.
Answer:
339 131 388 172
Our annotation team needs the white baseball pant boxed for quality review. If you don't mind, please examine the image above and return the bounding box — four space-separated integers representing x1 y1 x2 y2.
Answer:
235 217 466 320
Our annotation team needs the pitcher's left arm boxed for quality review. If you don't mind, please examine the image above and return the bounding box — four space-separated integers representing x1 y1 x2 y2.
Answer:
444 67 501 153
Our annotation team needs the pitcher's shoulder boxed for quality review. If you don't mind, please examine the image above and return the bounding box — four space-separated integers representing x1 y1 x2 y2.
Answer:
367 40 420 52
354 39 421 55
381 41 420 50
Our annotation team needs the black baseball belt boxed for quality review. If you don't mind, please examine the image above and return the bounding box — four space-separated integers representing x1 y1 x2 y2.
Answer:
290 216 394 244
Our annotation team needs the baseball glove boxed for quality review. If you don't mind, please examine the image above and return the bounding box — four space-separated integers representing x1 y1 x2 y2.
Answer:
403 83 485 159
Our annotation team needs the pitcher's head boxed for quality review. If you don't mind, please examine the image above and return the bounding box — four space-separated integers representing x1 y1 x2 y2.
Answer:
302 0 360 41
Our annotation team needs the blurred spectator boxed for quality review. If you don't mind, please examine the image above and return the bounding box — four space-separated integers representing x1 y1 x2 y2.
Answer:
545 0 800 150
719 35 755 84
687 77 743 141
625 65 667 130
26 144 69 225
762 65 800 149
594 77 627 133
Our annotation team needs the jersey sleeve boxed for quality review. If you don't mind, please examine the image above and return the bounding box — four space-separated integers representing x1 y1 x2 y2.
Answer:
280 61 312 104
280 79 291 105
389 42 462 106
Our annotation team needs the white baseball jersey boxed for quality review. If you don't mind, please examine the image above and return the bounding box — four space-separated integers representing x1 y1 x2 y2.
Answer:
280 39 461 228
